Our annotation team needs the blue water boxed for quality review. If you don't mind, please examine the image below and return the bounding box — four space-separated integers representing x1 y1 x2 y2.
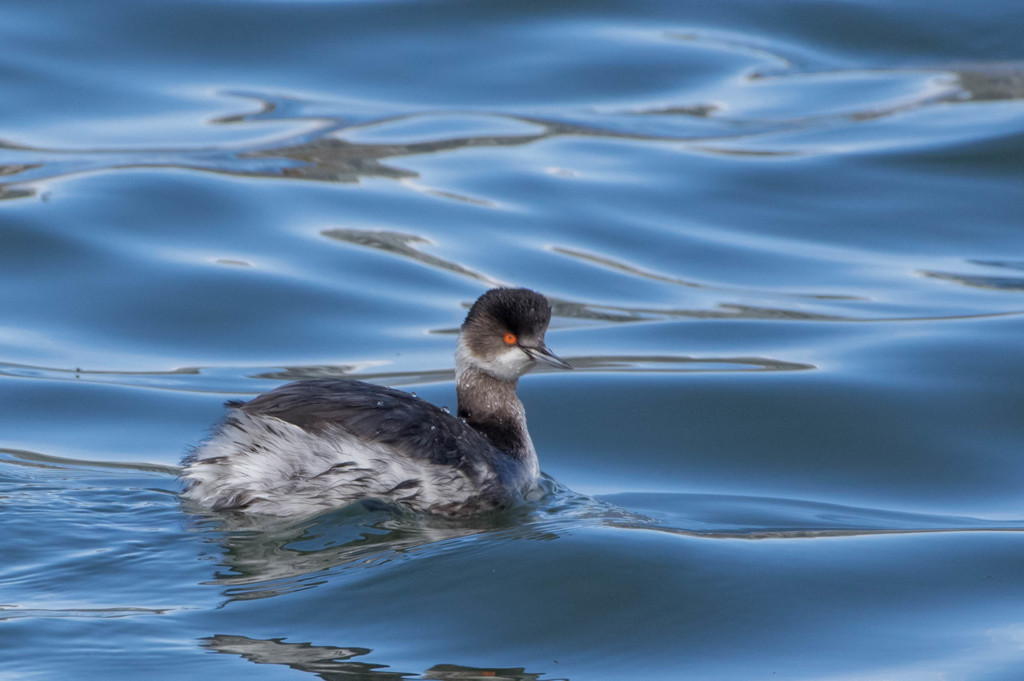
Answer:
3 0 1024 678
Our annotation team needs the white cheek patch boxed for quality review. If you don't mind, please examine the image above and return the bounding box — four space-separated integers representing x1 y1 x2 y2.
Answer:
456 336 531 381
490 346 532 380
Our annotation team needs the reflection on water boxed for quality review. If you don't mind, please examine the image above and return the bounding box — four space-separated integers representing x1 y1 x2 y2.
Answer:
551 246 865 300
201 634 552 681
2 47 1022 201
322 228 497 285
1 224 836 390
0 605 171 621
7 449 1024 680
194 474 1024 602
199 478 594 597
323 230 856 323
600 492 1024 540
322 229 1024 325
0 446 180 476
0 351 815 394
205 508 491 598
561 355 813 372
921 260 1024 293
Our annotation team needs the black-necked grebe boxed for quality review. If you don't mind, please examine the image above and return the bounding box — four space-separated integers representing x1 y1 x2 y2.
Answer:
181 287 571 516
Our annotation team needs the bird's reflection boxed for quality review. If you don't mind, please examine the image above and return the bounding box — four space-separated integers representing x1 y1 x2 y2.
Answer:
200 634 556 681
194 477 611 600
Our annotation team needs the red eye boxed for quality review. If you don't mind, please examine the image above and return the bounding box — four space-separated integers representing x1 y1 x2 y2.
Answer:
503 332 517 344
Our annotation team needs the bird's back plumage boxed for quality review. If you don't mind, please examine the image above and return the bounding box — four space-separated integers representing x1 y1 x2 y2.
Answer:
182 379 521 516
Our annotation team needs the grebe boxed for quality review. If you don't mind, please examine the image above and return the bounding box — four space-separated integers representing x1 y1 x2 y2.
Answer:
181 287 571 516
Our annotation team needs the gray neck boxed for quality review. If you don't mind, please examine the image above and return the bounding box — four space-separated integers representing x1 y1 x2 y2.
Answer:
455 352 537 469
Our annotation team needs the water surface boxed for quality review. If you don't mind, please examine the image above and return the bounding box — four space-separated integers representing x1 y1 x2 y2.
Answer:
3 0 1024 679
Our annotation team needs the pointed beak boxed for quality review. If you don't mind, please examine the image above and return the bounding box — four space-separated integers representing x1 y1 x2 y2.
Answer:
522 344 573 370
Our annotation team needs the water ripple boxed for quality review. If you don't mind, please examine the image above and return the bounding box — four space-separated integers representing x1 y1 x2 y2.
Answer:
188 479 1024 600
0 605 173 621
0 57 1020 200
